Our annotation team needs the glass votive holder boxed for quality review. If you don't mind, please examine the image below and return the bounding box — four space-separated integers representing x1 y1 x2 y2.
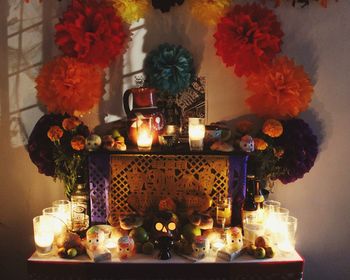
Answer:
136 117 153 151
263 200 281 216
215 197 232 228
33 215 55 255
52 200 71 230
243 217 265 245
188 118 205 151
42 207 67 238
278 216 298 254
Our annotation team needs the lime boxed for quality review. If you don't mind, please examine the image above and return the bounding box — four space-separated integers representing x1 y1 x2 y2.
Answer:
111 129 121 138
142 242 154 255
129 227 149 243
67 248 78 258
182 224 201 242
116 136 125 143
254 247 266 259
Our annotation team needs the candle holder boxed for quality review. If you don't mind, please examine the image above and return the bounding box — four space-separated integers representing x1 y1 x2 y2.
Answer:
33 215 55 255
136 117 153 152
42 207 67 238
188 118 205 151
52 200 71 230
215 197 232 228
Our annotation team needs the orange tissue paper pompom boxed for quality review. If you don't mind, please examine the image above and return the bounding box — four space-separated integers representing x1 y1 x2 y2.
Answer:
36 57 103 116
262 119 283 138
246 56 313 119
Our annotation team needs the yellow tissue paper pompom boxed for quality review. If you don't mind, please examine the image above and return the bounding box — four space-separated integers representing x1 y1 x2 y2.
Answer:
189 0 231 26
112 0 149 24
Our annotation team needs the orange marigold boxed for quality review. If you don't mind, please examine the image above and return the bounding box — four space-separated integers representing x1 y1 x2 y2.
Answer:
71 135 86 151
262 119 283 138
246 56 313 119
62 117 81 131
253 138 268 151
47 126 64 142
235 120 254 134
36 57 103 116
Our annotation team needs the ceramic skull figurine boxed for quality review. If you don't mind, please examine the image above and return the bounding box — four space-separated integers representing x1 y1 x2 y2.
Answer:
192 236 209 259
118 236 135 259
86 134 102 151
86 226 106 251
240 135 254 153
226 227 243 252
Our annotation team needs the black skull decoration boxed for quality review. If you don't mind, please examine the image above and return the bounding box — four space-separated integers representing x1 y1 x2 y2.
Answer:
153 211 179 260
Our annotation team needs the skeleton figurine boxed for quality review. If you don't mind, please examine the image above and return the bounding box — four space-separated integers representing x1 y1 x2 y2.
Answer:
85 134 102 151
226 227 243 252
192 236 209 259
239 135 254 153
118 236 135 260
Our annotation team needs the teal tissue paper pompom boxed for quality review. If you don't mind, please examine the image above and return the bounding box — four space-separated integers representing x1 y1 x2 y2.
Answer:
144 43 195 95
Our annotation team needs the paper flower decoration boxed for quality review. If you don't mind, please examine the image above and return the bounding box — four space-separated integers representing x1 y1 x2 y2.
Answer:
55 0 128 68
214 3 283 77
28 114 66 177
112 0 149 24
36 56 103 116
246 56 314 119
144 43 195 95
275 118 318 184
189 0 231 26
151 0 184 13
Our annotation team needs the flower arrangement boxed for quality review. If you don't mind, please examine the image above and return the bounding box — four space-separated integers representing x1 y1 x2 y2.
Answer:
246 56 314 119
35 56 103 116
55 0 129 68
261 0 336 8
144 43 195 95
214 3 284 77
28 114 90 198
235 118 318 186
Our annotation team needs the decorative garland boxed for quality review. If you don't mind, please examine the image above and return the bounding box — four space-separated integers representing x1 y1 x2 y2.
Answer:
26 0 327 185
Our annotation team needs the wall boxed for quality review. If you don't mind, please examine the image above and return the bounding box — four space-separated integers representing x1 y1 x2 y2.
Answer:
0 0 349 279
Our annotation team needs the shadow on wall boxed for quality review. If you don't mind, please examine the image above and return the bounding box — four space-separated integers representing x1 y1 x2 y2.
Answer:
143 2 208 71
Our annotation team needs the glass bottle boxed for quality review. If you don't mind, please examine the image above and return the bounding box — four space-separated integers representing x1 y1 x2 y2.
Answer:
71 182 89 233
242 175 258 222
254 179 265 223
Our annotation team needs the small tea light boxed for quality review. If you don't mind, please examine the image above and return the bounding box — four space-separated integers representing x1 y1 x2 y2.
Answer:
188 118 205 151
136 118 153 151
33 215 55 255
105 238 119 257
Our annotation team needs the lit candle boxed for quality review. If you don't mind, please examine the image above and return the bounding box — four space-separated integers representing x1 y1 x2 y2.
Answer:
42 207 66 237
137 128 153 151
188 118 205 151
33 215 54 254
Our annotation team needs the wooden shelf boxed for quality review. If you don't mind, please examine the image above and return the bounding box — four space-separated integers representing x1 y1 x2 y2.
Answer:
27 250 304 280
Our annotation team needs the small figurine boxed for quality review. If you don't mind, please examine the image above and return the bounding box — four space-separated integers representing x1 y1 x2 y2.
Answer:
226 227 243 252
191 236 209 259
85 134 102 151
239 135 254 153
118 236 135 259
86 226 111 262
153 211 179 260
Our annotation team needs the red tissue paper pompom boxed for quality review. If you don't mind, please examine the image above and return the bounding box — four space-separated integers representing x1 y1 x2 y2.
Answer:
36 56 103 116
55 0 129 68
214 3 284 77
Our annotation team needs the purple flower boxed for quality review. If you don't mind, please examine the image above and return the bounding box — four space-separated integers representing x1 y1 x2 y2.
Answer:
276 118 318 184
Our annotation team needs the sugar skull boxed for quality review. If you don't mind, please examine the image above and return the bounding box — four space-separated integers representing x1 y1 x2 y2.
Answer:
153 211 179 260
192 236 209 259
86 226 106 251
118 236 135 259
226 227 243 252
86 134 102 151
240 135 254 153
